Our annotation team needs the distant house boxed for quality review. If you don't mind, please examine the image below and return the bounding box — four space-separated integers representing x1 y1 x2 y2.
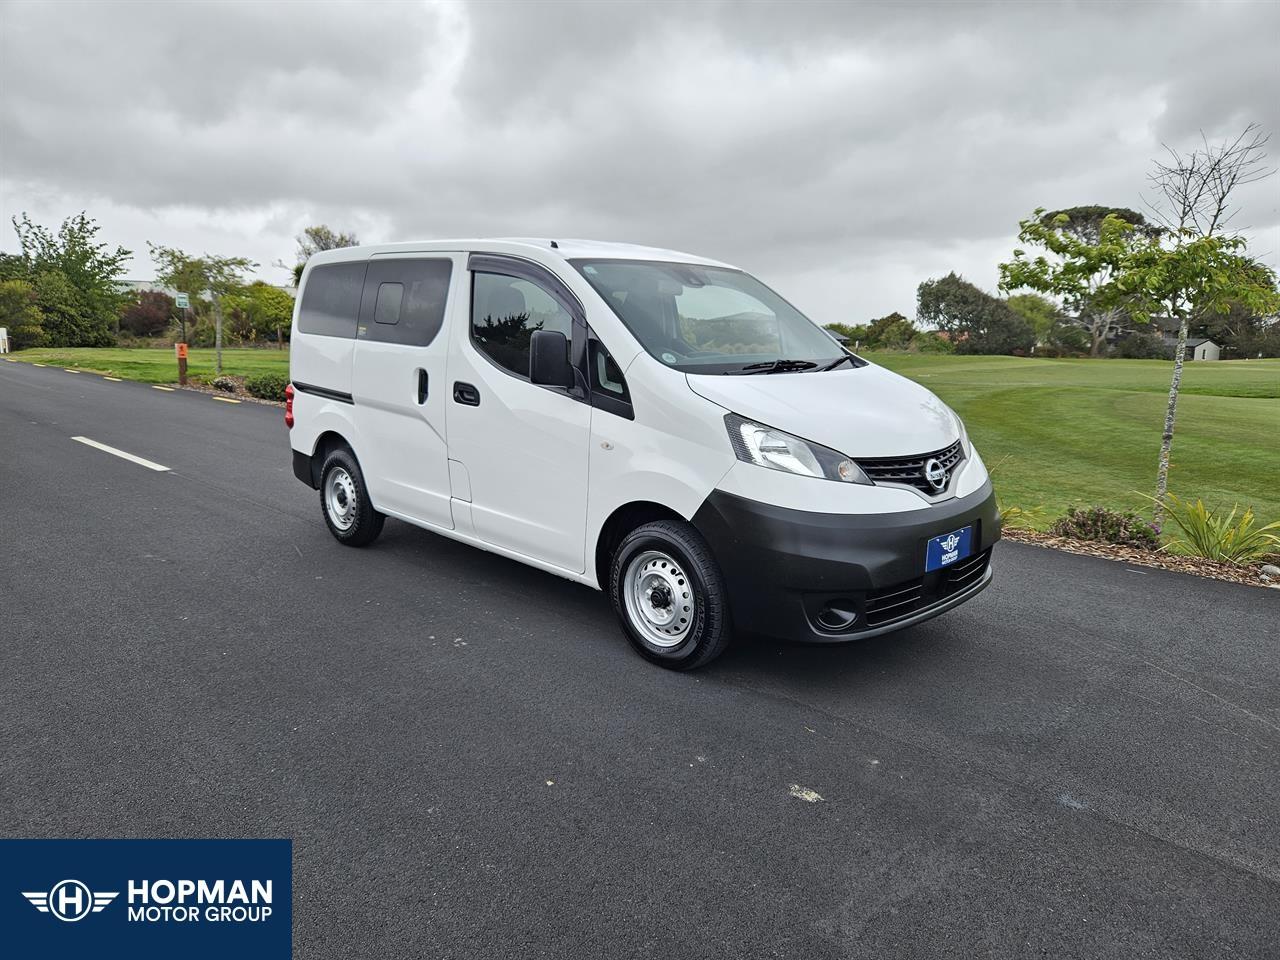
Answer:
1172 337 1221 361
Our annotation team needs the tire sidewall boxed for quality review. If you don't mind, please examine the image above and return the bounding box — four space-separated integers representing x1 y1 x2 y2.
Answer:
610 526 721 668
319 448 379 545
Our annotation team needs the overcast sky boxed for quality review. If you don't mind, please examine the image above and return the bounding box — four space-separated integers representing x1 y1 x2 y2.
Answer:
2 0 1278 324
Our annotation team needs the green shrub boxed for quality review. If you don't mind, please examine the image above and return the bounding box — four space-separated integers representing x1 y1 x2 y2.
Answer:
211 375 238 392
1157 494 1280 565
1111 330 1172 360
1050 505 1159 549
245 372 288 402
911 331 955 354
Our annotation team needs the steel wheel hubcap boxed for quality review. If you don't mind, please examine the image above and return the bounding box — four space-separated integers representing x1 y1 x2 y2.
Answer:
325 467 357 531
624 550 695 648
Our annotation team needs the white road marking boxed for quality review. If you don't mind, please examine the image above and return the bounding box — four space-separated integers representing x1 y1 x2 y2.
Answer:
103 376 122 382
64 368 81 374
212 396 241 404
3 357 14 362
71 436 170 472
33 362 47 366
152 385 175 392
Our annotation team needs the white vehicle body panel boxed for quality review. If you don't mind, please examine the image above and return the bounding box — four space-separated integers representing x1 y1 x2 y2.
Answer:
290 237 995 598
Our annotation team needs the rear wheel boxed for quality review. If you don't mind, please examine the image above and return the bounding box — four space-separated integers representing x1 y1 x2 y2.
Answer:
319 447 384 547
609 519 731 669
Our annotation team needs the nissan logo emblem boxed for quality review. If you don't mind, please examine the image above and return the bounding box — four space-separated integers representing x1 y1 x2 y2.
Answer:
923 458 947 492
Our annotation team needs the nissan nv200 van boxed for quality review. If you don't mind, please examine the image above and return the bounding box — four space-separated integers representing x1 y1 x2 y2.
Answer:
287 240 998 669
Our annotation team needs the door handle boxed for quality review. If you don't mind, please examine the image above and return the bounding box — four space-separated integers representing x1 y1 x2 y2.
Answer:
453 381 480 406
417 369 428 404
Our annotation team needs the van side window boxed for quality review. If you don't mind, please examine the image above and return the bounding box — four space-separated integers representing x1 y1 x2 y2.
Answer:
359 259 452 346
298 261 367 338
373 283 403 325
471 271 574 379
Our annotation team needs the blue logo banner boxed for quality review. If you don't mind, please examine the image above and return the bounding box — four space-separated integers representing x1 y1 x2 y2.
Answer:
0 839 292 960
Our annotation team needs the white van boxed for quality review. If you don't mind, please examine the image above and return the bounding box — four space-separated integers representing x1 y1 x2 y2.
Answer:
287 239 998 669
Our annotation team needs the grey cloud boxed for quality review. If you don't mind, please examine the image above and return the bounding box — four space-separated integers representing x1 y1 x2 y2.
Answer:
2 0 1277 321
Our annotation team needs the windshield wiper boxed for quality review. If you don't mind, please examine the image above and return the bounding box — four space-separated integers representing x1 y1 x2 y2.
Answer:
819 354 858 371
731 359 819 375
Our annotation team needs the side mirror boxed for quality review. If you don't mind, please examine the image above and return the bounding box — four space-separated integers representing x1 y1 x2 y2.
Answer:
529 329 574 388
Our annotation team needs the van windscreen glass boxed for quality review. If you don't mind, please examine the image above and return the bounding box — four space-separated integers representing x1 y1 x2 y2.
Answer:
570 259 854 375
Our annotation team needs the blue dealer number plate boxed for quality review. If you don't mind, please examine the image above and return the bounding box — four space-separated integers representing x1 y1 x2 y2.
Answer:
925 526 973 572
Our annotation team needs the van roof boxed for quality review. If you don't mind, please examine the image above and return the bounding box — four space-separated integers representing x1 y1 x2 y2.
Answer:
305 238 736 269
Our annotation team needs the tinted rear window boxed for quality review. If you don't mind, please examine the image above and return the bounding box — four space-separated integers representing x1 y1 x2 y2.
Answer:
359 258 453 346
298 261 367 338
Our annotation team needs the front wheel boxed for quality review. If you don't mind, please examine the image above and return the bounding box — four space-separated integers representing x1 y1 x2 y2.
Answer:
609 519 732 670
319 447 385 547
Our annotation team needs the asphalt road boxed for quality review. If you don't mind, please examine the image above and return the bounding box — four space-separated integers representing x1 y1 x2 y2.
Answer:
2 357 1277 959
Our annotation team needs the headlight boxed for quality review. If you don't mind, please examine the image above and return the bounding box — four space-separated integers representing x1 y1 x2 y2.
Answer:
725 414 870 484
943 404 970 455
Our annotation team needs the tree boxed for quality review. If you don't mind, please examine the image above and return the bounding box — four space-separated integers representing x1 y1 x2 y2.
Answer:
825 322 870 348
866 311 916 349
149 245 256 373
1000 207 1156 356
0 253 25 282
33 269 115 346
119 290 175 338
1141 124 1280 528
1199 293 1280 358
916 273 1035 355
0 278 46 348
221 281 295 344
287 225 357 286
1005 293 1059 343
10 212 130 345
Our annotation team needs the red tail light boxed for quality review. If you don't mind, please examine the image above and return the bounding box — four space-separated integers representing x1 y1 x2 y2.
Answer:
284 382 295 428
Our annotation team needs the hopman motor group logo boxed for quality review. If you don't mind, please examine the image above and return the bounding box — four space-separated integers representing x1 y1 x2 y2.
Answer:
23 880 117 921
21 877 274 924
937 532 963 566
2 838 291 959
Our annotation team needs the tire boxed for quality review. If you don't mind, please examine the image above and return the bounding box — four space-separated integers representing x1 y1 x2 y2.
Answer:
609 518 732 670
319 446 385 547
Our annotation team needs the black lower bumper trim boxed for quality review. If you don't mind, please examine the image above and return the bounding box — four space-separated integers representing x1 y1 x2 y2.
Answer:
292 449 318 489
691 482 1000 643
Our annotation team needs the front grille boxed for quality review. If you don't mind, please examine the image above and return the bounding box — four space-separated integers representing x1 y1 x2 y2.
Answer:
856 440 964 494
861 548 992 629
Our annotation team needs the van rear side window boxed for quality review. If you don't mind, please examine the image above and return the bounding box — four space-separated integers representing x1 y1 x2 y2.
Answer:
298 261 367 338
359 259 453 346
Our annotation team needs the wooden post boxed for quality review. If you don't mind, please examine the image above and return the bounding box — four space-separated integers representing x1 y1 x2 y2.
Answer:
213 296 224 375
175 342 189 386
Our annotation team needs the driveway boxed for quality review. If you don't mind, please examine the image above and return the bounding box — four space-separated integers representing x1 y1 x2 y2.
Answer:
2 357 1276 958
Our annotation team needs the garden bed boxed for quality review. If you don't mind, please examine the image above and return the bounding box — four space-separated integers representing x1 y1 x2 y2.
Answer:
1001 527 1278 589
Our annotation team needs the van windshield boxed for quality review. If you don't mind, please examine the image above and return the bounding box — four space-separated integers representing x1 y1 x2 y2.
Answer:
570 259 855 375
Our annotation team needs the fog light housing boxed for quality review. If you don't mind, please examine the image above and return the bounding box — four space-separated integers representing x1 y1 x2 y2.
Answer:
816 601 859 632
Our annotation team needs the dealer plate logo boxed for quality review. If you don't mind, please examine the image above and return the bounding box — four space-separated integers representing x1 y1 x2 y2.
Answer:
23 879 118 921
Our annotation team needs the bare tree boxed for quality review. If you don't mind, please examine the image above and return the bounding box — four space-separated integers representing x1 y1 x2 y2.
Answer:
1145 124 1275 527
281 225 358 286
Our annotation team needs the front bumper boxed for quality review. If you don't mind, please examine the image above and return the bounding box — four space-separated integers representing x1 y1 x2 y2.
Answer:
690 481 1000 643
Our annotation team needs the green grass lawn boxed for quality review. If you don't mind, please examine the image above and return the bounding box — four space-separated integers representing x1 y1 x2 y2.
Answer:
9 346 289 384
10 347 1279 526
870 354 1280 525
